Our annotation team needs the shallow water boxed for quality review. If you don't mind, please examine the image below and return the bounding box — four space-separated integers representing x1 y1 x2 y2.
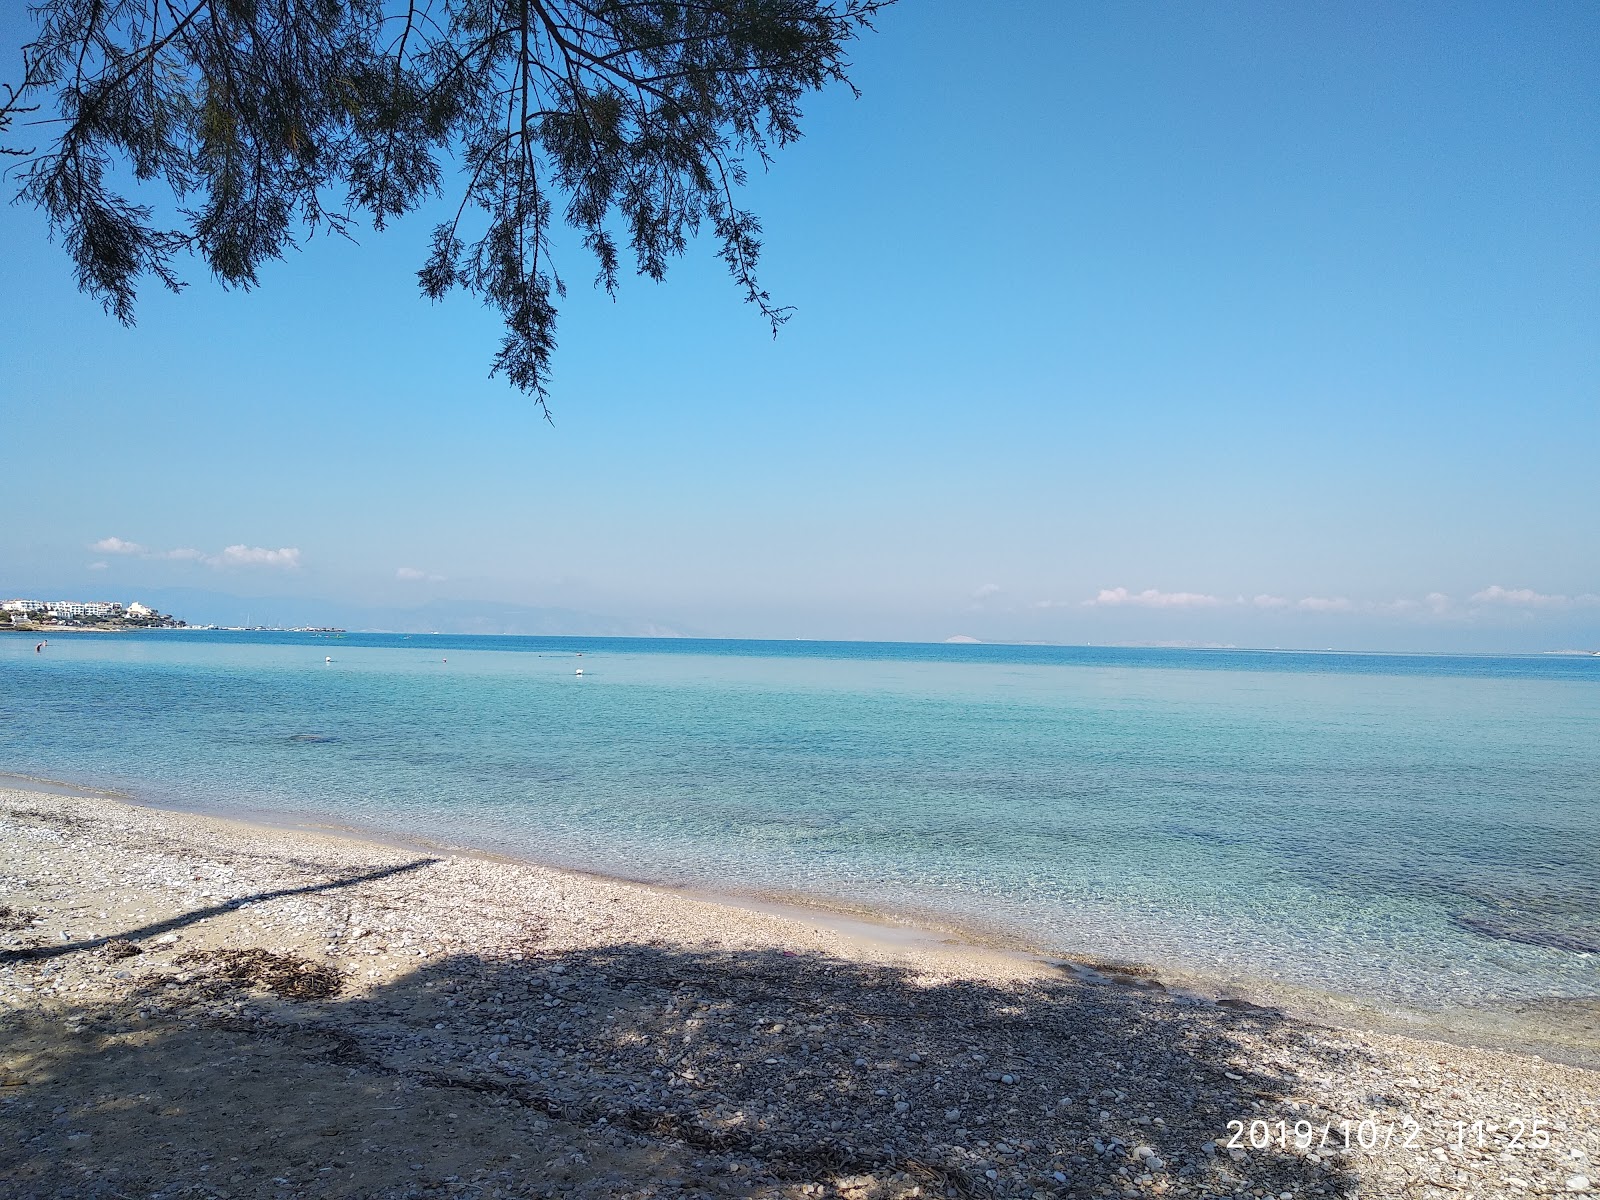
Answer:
3 632 1596 1011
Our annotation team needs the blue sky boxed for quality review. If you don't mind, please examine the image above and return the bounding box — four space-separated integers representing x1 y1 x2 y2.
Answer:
2 0 1596 648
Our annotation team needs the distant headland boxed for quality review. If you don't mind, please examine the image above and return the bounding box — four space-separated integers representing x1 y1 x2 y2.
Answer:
2 597 185 632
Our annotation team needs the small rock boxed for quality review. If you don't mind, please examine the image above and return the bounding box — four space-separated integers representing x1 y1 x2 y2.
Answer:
1567 1176 1592 1194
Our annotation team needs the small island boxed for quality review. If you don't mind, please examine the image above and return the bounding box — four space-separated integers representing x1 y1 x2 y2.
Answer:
2 597 186 632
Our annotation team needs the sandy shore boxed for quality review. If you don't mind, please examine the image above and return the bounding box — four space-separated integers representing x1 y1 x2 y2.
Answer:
1 787 1595 1199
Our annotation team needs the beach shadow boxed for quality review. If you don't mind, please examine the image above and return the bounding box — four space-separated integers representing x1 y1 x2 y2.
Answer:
0 858 439 964
1 935 1359 1199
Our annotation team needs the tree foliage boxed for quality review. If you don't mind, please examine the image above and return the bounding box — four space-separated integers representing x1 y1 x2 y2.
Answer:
1 0 887 412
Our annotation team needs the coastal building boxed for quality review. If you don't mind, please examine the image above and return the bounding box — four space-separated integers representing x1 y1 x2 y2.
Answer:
46 600 124 619
1 599 47 613
126 601 155 618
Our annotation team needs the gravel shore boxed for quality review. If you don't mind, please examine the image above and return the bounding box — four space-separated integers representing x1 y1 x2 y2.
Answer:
1 787 1595 1200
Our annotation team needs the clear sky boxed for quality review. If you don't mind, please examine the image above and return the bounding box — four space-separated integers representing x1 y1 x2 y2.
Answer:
2 1 1596 649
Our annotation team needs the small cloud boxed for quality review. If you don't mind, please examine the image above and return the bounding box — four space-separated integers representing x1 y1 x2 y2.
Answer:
91 536 145 555
1424 592 1452 614
1252 594 1289 609
160 547 206 562
972 583 1002 600
213 545 301 569
1084 587 1222 609
87 561 109 571
1297 596 1353 612
396 566 445 582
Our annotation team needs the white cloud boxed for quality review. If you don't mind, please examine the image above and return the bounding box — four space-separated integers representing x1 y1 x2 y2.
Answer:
91 536 145 555
397 566 445 582
214 545 301 569
1467 584 1598 609
1053 584 1596 621
87 561 109 571
1084 587 1222 609
87 537 299 569
972 583 1002 600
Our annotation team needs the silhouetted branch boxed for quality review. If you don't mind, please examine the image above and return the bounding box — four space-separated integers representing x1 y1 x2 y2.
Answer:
2 0 892 411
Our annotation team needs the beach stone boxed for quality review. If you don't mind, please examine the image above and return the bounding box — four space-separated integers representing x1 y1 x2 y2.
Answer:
1568 1176 1592 1193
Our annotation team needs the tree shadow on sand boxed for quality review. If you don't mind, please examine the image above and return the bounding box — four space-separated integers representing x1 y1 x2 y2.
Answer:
1 916 1364 1200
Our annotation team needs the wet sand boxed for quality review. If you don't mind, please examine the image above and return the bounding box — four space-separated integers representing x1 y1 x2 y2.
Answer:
2 786 1596 1199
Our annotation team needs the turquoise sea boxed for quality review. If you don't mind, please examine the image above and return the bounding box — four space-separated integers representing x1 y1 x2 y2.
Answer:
2 632 1596 1014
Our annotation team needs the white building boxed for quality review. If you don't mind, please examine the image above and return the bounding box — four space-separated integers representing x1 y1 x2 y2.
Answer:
1 599 47 613
47 600 124 619
126 601 155 618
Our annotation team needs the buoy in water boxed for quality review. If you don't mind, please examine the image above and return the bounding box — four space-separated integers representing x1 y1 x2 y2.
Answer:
325 656 332 663
575 668 583 676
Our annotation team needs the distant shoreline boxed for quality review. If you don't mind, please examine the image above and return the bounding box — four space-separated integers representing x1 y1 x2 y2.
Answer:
1 623 180 634
5 624 1595 657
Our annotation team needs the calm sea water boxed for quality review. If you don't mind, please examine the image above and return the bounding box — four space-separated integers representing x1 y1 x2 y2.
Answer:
3 631 1596 1010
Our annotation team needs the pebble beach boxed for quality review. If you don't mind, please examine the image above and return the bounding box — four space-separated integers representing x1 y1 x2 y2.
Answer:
2 786 1595 1200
